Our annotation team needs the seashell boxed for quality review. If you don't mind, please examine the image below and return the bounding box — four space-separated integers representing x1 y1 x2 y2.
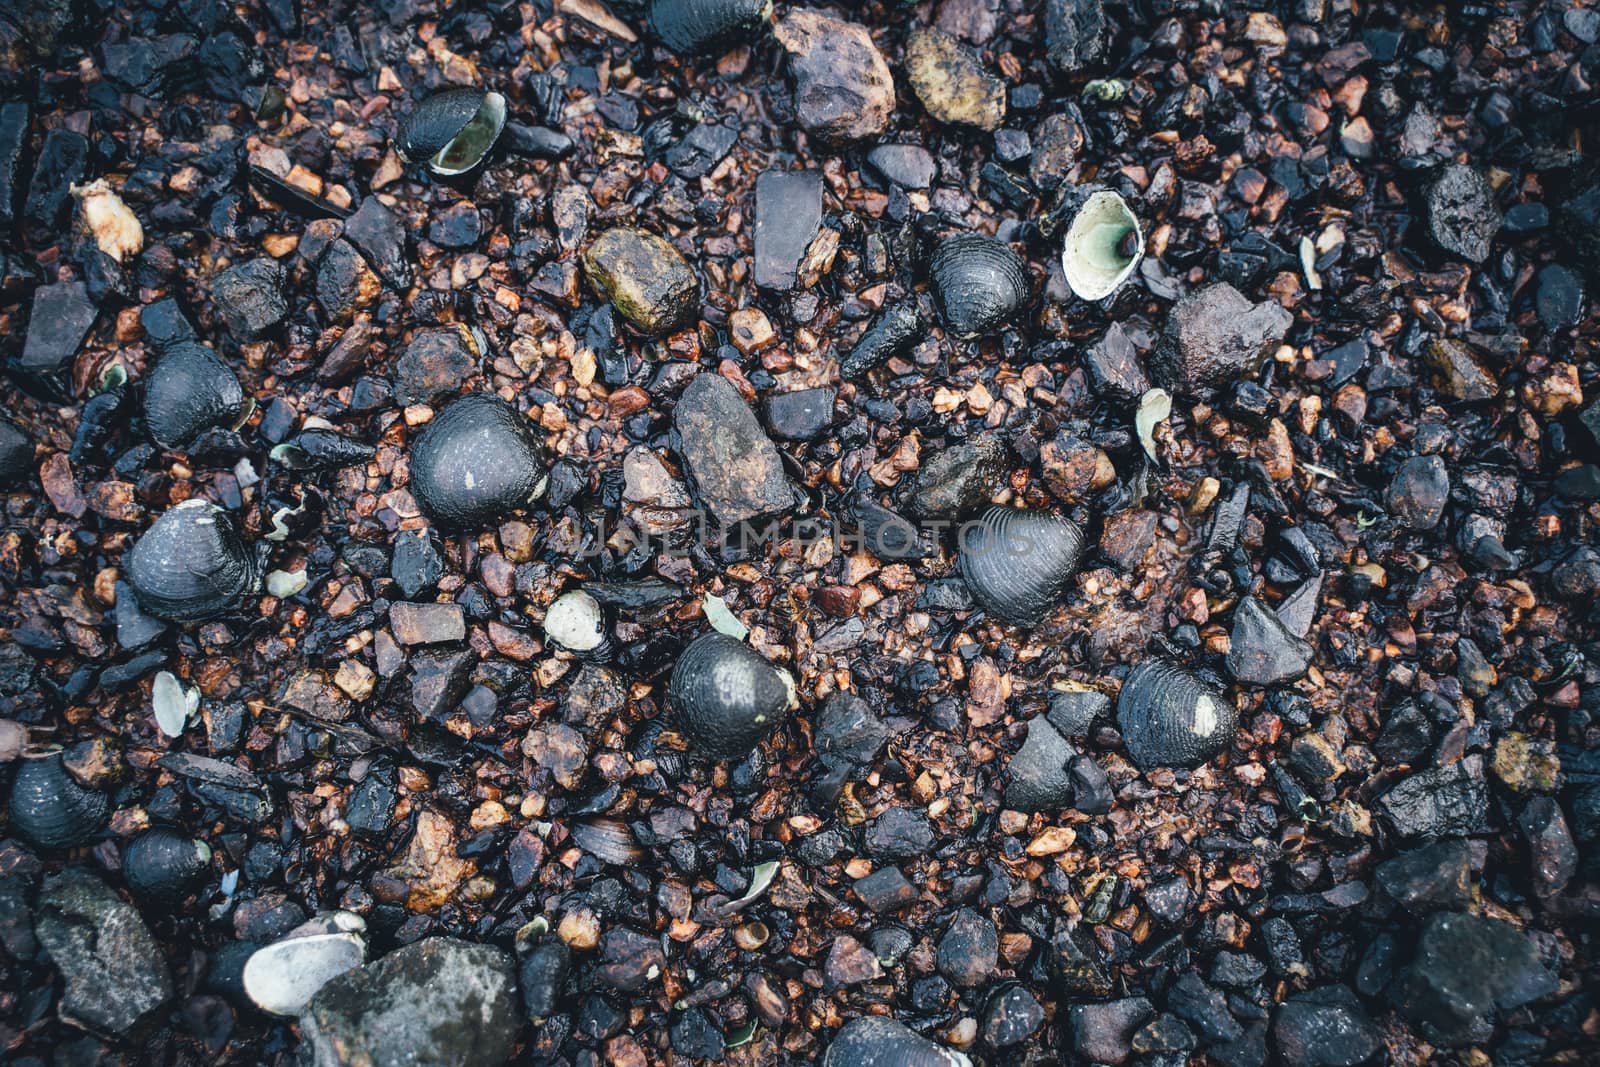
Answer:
569 817 645 866
408 393 550 529
121 827 212 901
1059 187 1143 301
125 499 259 622
243 911 367 1016
396 88 507 176
822 1016 973 1067
958 505 1086 627
839 301 921 379
732 920 770 950
516 919 571 1023
270 429 376 471
648 0 772 55
1115 659 1238 770
543 589 612 658
143 341 248 450
7 746 110 849
929 233 1030 339
669 632 798 760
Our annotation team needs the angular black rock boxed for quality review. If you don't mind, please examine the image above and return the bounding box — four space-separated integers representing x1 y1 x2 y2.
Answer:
34 869 173 1034
673 373 792 525
813 690 889 766
1046 685 1111 737
125 500 259 622
1535 264 1585 332
1069 997 1155 1065
936 907 998 987
839 302 921 378
665 121 738 179
904 433 1007 519
1150 282 1293 395
23 127 88 239
1116 659 1238 770
0 101 27 230
1068 754 1113 814
867 144 935 189
668 632 794 760
983 983 1045 1048
0 417 33 486
1425 163 1501 264
1386 454 1449 529
1375 837 1474 910
1045 0 1108 73
394 325 480 407
408 393 549 529
1006 716 1076 812
1377 758 1488 839
1519 795 1578 897
390 528 443 599
764 386 835 440
342 198 411 288
772 10 895 144
212 258 288 341
821 1016 971 1067
1226 596 1313 686
20 280 97 371
143 342 248 449
929 233 1030 339
753 169 822 291
1392 912 1556 1048
865 807 934 862
1272 985 1381 1067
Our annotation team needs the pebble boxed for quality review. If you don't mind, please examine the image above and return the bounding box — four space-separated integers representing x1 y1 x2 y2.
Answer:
824 935 882 987
1425 337 1499 400
904 433 1007 518
1392 912 1556 1048
212 257 289 341
1068 996 1154 1065
764 386 836 441
0 101 26 230
864 807 934 861
1425 163 1502 264
1084 321 1150 399
299 939 518 1067
1501 201 1549 234
1167 973 1241 1044
664 122 737 179
35 869 173 1034
753 169 823 291
1535 263 1585 331
395 327 479 407
1377 758 1488 839
936 907 998 987
813 690 889 766
390 529 443 599
408 648 476 719
1068 754 1113 814
1144 878 1191 925
905 27 1006 131
1385 454 1449 529
982 983 1044 1047
867 144 935 189
1272 985 1380 1067
581 227 699 336
0 418 33 486
1004 716 1076 812
342 196 410 289
1226 596 1312 686
1518 795 1578 897
1150 282 1293 395
23 128 88 239
428 201 482 248
1133 1013 1196 1054
773 10 895 144
853 865 917 912
669 1008 724 1060
1046 685 1110 737
672 373 793 525
1045 0 1108 73
388 602 465 646
20 280 97 371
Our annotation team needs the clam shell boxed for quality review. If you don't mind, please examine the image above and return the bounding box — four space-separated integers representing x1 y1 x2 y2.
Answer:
648 0 771 54
8 747 109 850
122 827 211 901
243 928 367 1016
125 499 258 622
1060 188 1143 301
929 233 1030 339
1115 659 1237 770
396 88 506 175
669 632 796 760
569 817 645 866
822 1016 973 1067
408 393 549 529
959 505 1086 627
143 341 247 450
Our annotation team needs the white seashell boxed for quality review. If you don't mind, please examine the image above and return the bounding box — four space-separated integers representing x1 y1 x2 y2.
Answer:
1060 189 1143 301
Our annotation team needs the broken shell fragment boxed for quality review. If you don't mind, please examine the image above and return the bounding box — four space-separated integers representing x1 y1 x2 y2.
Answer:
959 505 1087 628
7 746 110 850
121 827 212 902
125 499 259 622
543 589 610 657
929 233 1030 339
243 911 368 1016
1060 188 1143 301
143 341 249 450
647 0 771 55
669 632 798 760
408 393 550 529
822 1016 973 1067
396 88 507 176
1115 659 1238 770
71 178 143 262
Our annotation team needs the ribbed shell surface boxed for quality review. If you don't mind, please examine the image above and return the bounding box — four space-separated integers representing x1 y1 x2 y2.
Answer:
821 1017 973 1067
648 0 770 54
126 499 258 622
1116 659 1238 769
959 505 1086 627
144 342 245 449
8 751 109 849
929 233 1030 339
396 88 490 162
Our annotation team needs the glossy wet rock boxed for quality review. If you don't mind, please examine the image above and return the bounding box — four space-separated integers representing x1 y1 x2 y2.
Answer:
581 226 699 336
821 1016 972 1067
753 169 823 291
143 341 247 449
937 907 998 987
1392 912 1556 1047
1226 596 1313 686
905 27 1005 131
648 0 770 55
1272 985 1380 1067
393 325 481 406
773 10 895 144
1150 282 1293 394
668 632 795 760
959 506 1085 627
1425 163 1501 264
764 385 835 440
904 433 1006 519
1386 454 1449 529
35 869 173 1034
929 233 1030 339
672 372 793 525
1045 0 1107 73
1005 717 1076 812
840 301 921 378
19 279 97 370
1116 660 1238 770
0 417 32 486
212 257 288 341
407 393 549 529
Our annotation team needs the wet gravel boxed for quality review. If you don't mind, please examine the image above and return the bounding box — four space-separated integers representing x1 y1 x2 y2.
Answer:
2 0 1600 1064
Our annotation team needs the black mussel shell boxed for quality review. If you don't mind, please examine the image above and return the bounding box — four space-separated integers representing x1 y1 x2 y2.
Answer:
408 393 550 529
929 233 1030 339
8 747 109 850
959 505 1086 627
270 428 376 471
122 827 212 901
125 499 259 622
1116 659 1238 769
822 1017 973 1067
396 88 506 176
668 632 796 761
648 0 771 55
143 341 248 450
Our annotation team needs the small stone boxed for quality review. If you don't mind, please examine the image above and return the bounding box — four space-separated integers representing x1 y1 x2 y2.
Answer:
582 227 699 336
342 196 410 289
1425 338 1499 401
1272 985 1381 1067
672 373 793 525
391 529 443 599
1046 685 1110 737
1386 455 1449 529
0 419 32 486
278 670 353 723
983 983 1044 1048
35 869 173 1034
754 170 823 291
773 10 895 143
24 128 88 239
1069 755 1113 814
1005 717 1076 812
1134 1014 1196 1054
212 258 288 341
813 690 889 766
904 433 1007 519
1425 164 1502 264
765 386 836 441
1045 0 1107 73
669 1007 725 1060
315 240 381 321
864 807 934 861
1226 596 1313 685
621 447 692 534
1168 973 1241 1044
523 723 589 791
409 649 477 720
1084 322 1150 399
1554 464 1600 502
394 326 479 407
428 201 482 249
1144 878 1191 925
388 602 466 646
936 907 998 987
853 866 918 912
824 935 883 987
1030 112 1083 190
1373 700 1432 764
1151 282 1293 395
1491 732 1561 794
905 28 1005 131
1535 264 1585 332
1212 950 1267 988
1519 795 1578 896
1377 758 1488 839
300 939 518 1067
867 144 935 189
1068 997 1155 1065
728 307 775 353
21 280 98 371
1392 912 1557 1048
